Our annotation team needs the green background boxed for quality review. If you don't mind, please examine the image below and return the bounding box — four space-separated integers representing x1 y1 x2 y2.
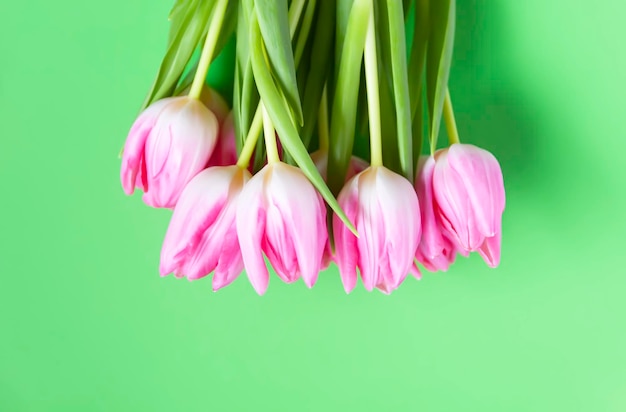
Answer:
1 1 625 411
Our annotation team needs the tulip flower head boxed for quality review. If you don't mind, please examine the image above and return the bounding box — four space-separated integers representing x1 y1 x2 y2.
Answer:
236 162 328 295
120 96 219 208
333 166 421 294
432 143 505 267
160 165 251 291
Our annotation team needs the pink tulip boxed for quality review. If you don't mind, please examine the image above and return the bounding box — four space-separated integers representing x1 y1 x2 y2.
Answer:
120 96 219 208
432 143 505 267
207 112 238 167
333 166 421 294
160 165 251 291
414 156 459 273
236 162 328 295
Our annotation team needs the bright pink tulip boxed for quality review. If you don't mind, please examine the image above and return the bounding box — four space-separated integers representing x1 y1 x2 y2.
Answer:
414 156 459 273
236 162 328 295
207 112 238 167
160 165 251 291
432 143 505 267
120 96 219 208
333 166 421 294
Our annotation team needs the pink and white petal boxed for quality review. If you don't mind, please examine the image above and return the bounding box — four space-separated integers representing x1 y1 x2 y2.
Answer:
267 164 327 287
434 150 483 250
478 230 501 268
212 223 245 290
355 169 386 291
376 167 420 286
333 175 361 293
158 168 232 276
448 144 504 240
236 169 270 295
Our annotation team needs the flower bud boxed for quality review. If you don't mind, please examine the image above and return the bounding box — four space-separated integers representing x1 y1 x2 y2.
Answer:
120 96 219 208
160 165 251 291
333 166 421 294
236 163 328 295
432 143 505 267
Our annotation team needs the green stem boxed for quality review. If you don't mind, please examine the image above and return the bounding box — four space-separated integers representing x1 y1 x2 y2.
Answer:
188 0 229 100
318 84 329 152
262 103 280 163
443 89 460 145
364 3 383 167
236 105 263 169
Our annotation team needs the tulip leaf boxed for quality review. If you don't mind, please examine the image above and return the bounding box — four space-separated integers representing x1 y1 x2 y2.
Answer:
167 0 188 46
293 0 318 67
234 1 259 151
141 0 215 110
408 0 429 161
335 0 355 70
426 0 455 153
299 0 335 149
386 0 414 182
249 14 357 235
327 0 371 196
255 0 304 126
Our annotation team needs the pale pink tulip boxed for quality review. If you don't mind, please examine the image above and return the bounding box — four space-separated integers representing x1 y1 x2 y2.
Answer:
432 143 505 267
207 112 238 167
160 165 251 291
120 96 219 208
333 166 421 294
236 162 328 295
414 156 458 273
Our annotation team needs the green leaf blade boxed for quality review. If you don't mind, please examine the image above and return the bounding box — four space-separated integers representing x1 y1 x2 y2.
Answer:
327 0 371 196
426 0 455 153
255 0 304 125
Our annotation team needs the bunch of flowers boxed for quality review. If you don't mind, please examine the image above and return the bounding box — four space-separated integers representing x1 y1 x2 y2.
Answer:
120 0 505 295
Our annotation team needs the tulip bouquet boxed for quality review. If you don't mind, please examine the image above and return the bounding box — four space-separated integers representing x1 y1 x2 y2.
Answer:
120 0 505 295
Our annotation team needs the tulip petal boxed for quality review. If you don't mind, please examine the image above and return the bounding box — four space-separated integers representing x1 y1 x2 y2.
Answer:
478 229 501 268
143 98 219 208
120 98 172 195
159 168 233 276
433 149 483 250
375 167 420 290
237 169 270 295
267 164 327 288
448 144 505 240
355 170 386 291
333 175 360 293
212 220 245 291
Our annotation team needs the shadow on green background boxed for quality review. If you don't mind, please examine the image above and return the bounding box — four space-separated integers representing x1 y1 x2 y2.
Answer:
1 1 625 411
